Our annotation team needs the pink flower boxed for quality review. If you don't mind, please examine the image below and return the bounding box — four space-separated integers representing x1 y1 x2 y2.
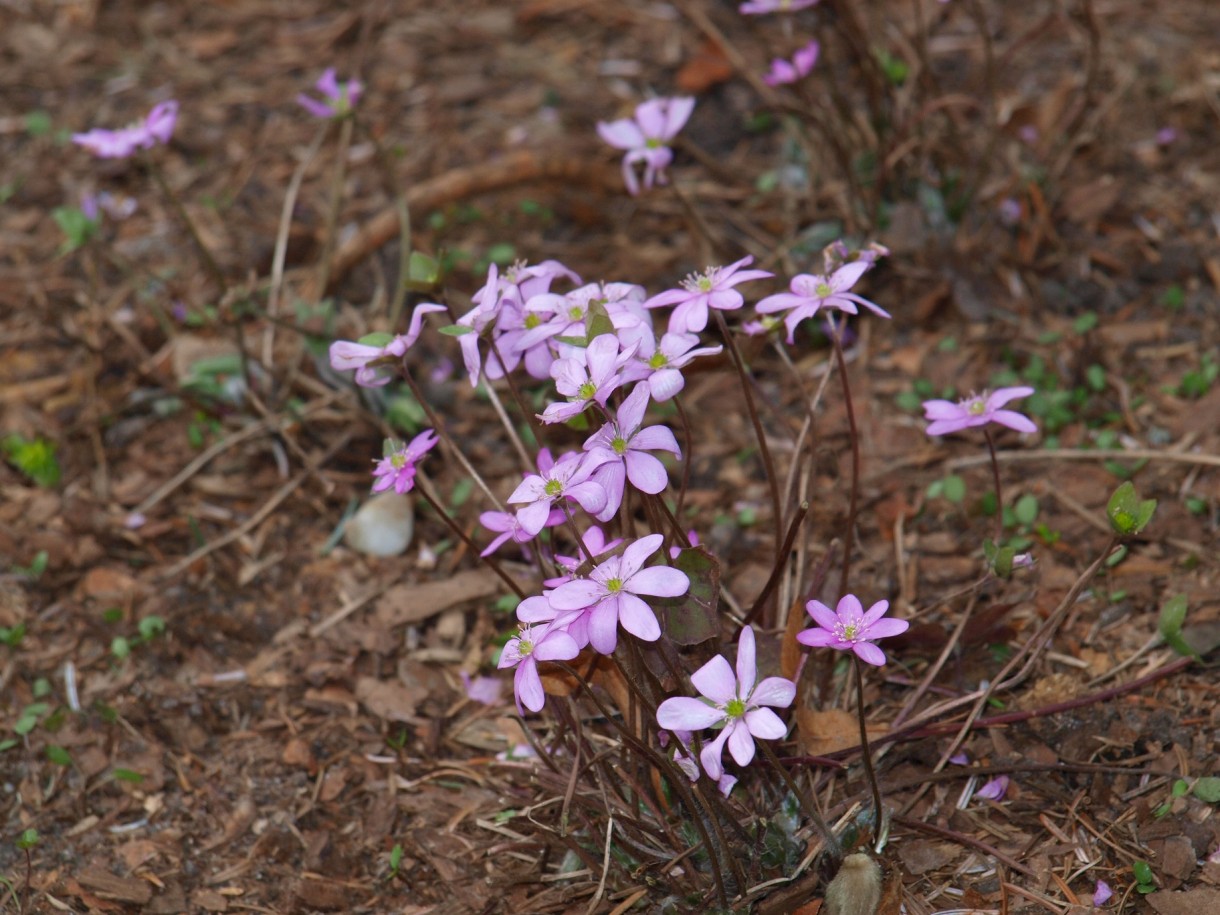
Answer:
739 0 819 13
619 327 722 401
598 97 695 195
921 387 1037 437
329 303 446 387
656 626 795 780
498 622 581 714
371 429 439 494
797 594 909 666
478 508 563 556
584 384 681 520
539 333 638 424
298 68 362 119
460 671 503 706
975 774 1010 801
755 262 891 344
763 41 820 86
548 533 689 654
645 256 772 334
72 100 179 159
1093 880 1113 906
508 451 611 536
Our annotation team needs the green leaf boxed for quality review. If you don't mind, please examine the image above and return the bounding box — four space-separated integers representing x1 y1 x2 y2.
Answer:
389 843 404 873
1192 777 1220 803
1132 860 1154 886
111 636 131 660
656 548 721 646
407 251 440 286
585 303 616 343
15 828 39 850
356 332 395 348
942 474 966 504
1158 594 1188 641
46 745 72 766
1 434 61 488
438 323 474 337
138 616 166 641
112 768 144 783
1106 481 1156 536
1013 494 1039 526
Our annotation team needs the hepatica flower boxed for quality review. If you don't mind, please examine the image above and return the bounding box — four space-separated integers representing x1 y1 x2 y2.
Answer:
371 429 438 494
583 384 681 520
645 255 772 334
498 622 580 714
508 451 610 536
298 68 362 119
763 41 820 86
329 303 446 387
72 100 179 159
598 97 695 196
756 261 891 343
656 626 794 780
922 387 1037 437
548 533 689 654
798 594 909 666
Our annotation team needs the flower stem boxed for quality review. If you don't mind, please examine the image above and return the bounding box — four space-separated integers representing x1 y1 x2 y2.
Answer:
712 309 783 557
984 427 1004 544
852 653 886 849
414 479 525 600
831 319 860 600
756 738 842 864
145 157 227 292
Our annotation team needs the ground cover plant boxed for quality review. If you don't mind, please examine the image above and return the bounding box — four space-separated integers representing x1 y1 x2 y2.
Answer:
1 1 1218 913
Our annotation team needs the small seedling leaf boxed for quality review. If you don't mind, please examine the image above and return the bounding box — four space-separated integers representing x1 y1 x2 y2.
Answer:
1106 481 1156 536
1192 777 1220 803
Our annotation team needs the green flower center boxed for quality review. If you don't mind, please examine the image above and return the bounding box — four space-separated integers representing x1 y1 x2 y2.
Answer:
612 436 628 455
726 698 746 719
839 621 860 641
578 382 597 400
390 453 407 470
518 638 534 658
815 282 832 299
967 398 987 416
544 479 563 498
645 138 663 149
648 352 669 370
524 313 542 329
568 306 585 320
606 578 623 594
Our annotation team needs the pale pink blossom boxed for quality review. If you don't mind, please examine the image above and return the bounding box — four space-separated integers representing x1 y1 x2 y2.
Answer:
371 429 439 494
298 68 362 118
922 387 1037 436
644 256 772 334
763 41 820 86
329 303 446 387
656 626 794 780
598 97 695 195
797 594 909 666
72 100 179 159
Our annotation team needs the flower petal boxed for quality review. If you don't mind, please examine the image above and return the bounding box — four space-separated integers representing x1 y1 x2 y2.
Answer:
690 654 737 705
657 696 724 731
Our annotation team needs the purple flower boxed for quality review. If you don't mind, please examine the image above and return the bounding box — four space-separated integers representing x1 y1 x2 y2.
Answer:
921 387 1037 437
620 327 722 401
460 671 503 706
584 384 681 520
553 526 623 575
508 451 610 536
72 100 179 159
763 41 820 86
498 622 581 714
755 262 891 344
329 303 446 387
548 533 689 654
1093 880 1113 906
371 429 439 494
598 97 695 195
975 774 1010 801
656 626 795 780
645 256 773 334
478 508 563 556
797 594 909 666
739 0 819 12
540 333 638 424
298 68 362 119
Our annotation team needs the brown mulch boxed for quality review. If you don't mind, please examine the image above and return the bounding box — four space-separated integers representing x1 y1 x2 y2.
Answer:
1 1 1218 913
